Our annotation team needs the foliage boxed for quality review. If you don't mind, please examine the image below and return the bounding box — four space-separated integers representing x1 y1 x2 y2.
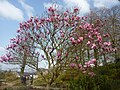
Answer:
0 71 5 79
4 71 18 82
61 62 120 90
0 3 119 89
3 87 13 90
2 86 32 90
33 74 46 86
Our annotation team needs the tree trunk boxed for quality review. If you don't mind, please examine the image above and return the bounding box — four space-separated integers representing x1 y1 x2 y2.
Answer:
20 53 27 85
103 54 107 66
94 49 98 67
46 84 50 90
20 66 26 85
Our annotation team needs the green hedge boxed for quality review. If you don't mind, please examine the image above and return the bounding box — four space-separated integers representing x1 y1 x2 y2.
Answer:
58 62 120 90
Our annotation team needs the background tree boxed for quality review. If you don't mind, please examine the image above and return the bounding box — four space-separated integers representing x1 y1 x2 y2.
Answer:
0 31 39 84
0 4 116 89
85 5 120 65
93 5 119 63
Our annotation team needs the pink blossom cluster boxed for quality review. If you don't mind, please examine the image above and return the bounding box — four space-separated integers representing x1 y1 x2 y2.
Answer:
70 59 96 69
85 59 96 68
70 59 96 77
0 53 13 62
0 6 115 71
68 17 114 59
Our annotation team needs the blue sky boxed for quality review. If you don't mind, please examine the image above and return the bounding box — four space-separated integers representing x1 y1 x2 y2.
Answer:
0 0 119 70
0 0 52 55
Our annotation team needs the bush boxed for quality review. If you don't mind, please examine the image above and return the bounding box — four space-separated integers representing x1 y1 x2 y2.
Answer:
33 74 46 86
2 86 33 90
3 87 13 90
5 71 18 82
59 62 120 90
0 72 5 79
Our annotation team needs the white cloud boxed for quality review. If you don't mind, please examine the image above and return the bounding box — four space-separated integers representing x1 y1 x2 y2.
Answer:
0 46 5 53
0 0 24 21
63 0 90 16
19 0 34 18
44 3 52 9
43 3 63 10
62 0 119 15
93 0 120 8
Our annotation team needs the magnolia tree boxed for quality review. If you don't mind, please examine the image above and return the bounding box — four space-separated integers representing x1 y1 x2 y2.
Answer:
86 5 119 63
65 15 115 77
0 5 114 88
0 32 39 77
14 7 78 87
98 5 120 62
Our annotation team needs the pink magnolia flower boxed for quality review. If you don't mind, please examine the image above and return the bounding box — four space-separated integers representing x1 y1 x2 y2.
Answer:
70 37 76 44
103 34 109 37
66 23 69 27
46 30 50 35
79 37 83 41
91 24 94 28
6 45 11 50
87 41 91 45
41 18 45 22
78 64 82 69
97 35 102 42
83 24 87 29
70 63 76 68
88 35 92 39
65 52 68 57
0 60 3 62
88 72 96 77
104 42 111 46
76 56 79 60
103 42 108 46
91 43 96 49
34 17 39 23
85 62 90 68
74 8 79 12
1 55 7 62
82 16 86 20
48 7 55 12
94 31 98 35
57 50 61 57
72 17 75 21
64 18 69 21
17 30 21 33
75 16 80 21
72 40 76 44
84 59 96 68
61 33 64 37
64 12 67 17
82 71 86 74
9 44 17 49
46 18 51 22
87 61 92 65
77 37 83 43
91 59 96 63
27 17 33 23
60 30 63 33
19 22 23 27
77 39 81 43
79 25 82 29
36 34 40 39
107 42 111 46
6 53 11 58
